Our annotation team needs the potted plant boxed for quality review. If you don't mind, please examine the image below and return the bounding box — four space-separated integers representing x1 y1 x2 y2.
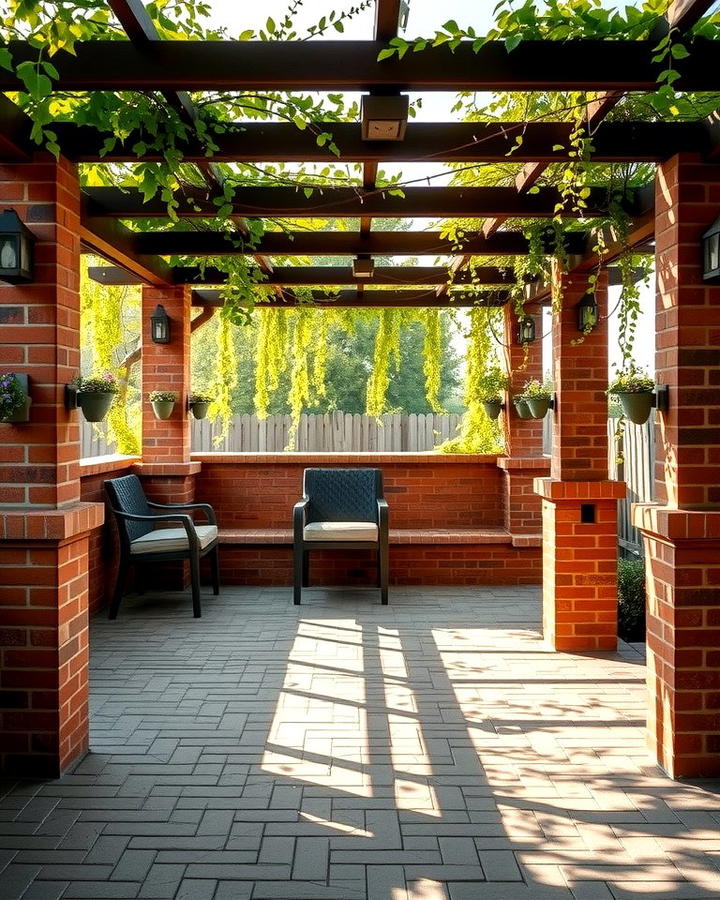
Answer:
479 367 509 420
523 378 553 419
608 365 655 425
149 390 177 420
74 373 118 422
0 372 31 423
513 394 532 419
188 390 213 420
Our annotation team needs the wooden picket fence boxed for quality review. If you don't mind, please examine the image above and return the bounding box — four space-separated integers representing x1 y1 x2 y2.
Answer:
190 412 463 453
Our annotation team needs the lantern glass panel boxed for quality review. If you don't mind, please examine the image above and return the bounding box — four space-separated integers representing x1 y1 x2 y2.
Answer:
706 233 719 274
0 236 18 270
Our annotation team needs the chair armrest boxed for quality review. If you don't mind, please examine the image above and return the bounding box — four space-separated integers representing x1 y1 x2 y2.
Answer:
293 497 309 542
377 498 389 542
147 501 217 525
110 511 199 551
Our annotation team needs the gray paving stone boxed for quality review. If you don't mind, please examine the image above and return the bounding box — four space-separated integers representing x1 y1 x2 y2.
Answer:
439 838 479 867
175 878 216 899
63 882 141 898
478 850 523 881
17 882 69 900
111 850 156 882
293 836 330 880
137 863 185 899
367 864 407 900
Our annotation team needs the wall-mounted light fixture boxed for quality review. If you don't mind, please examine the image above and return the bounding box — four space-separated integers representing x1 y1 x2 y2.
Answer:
398 0 410 30
576 292 599 333
352 257 374 278
0 209 35 284
702 216 720 282
150 304 171 344
361 95 409 141
516 315 536 344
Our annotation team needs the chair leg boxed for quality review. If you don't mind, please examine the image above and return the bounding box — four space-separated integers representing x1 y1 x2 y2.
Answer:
211 547 220 595
302 551 310 587
109 563 126 620
190 554 202 618
293 544 304 605
379 541 389 605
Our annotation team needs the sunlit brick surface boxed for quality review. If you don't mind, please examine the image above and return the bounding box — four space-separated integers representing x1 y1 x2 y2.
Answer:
2 587 719 899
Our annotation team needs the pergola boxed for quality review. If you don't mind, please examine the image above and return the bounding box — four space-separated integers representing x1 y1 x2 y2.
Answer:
1 0 719 784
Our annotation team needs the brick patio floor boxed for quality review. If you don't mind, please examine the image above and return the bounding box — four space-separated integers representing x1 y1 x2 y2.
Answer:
2 585 720 899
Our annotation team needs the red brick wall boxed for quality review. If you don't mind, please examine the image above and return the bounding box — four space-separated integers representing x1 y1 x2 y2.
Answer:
194 454 505 530
0 154 82 507
502 306 545 457
141 285 192 464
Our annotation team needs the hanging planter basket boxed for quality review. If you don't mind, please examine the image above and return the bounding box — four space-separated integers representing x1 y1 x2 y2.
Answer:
514 398 532 419
78 391 114 423
525 397 551 419
616 391 654 426
0 373 31 423
151 399 175 420
189 400 210 420
481 399 502 420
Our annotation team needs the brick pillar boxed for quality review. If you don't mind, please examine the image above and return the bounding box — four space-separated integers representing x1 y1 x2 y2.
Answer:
498 306 549 545
136 285 199 585
0 155 103 776
633 153 720 777
535 270 623 651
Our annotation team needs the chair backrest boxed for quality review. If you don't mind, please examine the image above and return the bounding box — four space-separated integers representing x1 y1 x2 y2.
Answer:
303 468 382 524
104 474 154 543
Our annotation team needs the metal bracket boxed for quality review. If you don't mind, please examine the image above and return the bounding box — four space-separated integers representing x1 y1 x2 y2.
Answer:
64 384 79 411
652 385 669 414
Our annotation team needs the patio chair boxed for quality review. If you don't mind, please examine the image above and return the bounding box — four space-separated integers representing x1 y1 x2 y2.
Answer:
104 474 220 619
293 468 389 606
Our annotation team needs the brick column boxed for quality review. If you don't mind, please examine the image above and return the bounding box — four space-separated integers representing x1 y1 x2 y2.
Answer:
136 285 199 586
633 153 720 777
0 155 103 776
535 270 623 651
498 306 549 545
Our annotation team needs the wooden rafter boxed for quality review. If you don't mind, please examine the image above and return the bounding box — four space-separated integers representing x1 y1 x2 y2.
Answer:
2 39 717 92
83 185 640 218
191 289 510 309
127 229 589 257
87 264 517 287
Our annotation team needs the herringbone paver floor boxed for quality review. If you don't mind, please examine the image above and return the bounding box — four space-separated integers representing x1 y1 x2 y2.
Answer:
2 585 720 900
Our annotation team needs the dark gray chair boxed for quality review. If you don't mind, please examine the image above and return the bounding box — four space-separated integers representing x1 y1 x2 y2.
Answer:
293 468 389 605
104 474 220 619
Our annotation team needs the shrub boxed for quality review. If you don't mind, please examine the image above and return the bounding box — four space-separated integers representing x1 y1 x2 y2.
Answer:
75 373 119 394
189 391 213 404
618 557 646 642
149 390 177 402
522 377 552 400
608 365 654 395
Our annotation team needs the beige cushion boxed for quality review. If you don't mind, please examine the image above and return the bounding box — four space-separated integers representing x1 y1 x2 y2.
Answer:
131 524 218 555
304 521 378 542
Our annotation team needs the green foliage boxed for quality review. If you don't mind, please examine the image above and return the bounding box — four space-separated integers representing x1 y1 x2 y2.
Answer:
207 315 238 443
149 390 177 402
422 309 444 413
608 365 655 394
0 372 27 418
478 365 510 402
366 309 405 418
438 306 502 454
618 557 646 642
189 390 214 404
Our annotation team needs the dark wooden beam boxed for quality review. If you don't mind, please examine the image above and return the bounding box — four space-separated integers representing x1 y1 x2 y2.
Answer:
80 217 173 286
191 288 510 309
668 0 717 31
0 95 34 159
375 0 402 42
3 39 718 92
88 264 516 286
49 120 709 164
130 228 591 257
83 185 635 219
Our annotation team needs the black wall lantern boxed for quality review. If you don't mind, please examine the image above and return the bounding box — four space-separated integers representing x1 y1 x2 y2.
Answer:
0 209 35 284
577 292 599 333
516 315 536 344
702 216 720 282
150 304 171 344
361 95 409 141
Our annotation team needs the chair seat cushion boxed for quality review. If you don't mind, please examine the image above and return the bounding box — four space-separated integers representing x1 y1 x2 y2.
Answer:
131 524 218 555
304 521 378 542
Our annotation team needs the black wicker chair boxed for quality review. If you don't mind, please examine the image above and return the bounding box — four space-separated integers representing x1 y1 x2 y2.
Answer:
104 474 220 619
293 468 389 605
